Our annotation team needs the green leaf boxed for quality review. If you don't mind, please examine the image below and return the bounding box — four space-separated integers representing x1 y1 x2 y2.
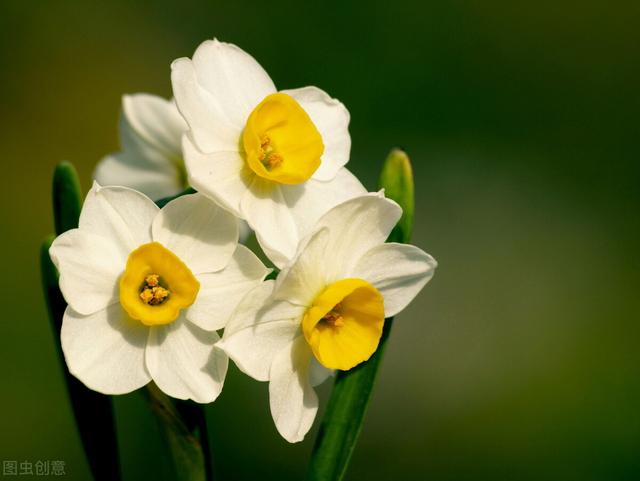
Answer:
40 235 122 481
52 161 83 235
306 148 415 481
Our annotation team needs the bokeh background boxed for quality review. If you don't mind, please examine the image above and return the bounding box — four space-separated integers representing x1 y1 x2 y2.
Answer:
2 1 639 480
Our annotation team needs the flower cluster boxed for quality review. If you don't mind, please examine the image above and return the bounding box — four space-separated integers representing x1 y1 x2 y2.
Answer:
51 39 437 442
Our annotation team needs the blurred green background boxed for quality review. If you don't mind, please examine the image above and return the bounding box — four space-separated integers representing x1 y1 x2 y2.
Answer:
1 0 639 479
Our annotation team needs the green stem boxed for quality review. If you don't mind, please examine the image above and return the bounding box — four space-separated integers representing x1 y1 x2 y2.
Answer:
144 384 213 481
306 317 395 481
306 148 415 481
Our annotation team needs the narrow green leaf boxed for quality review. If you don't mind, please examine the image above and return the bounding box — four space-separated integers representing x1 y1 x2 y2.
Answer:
40 236 122 481
306 148 415 481
53 161 82 235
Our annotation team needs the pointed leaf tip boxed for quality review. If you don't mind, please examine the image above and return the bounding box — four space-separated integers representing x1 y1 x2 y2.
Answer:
53 161 82 235
379 148 414 243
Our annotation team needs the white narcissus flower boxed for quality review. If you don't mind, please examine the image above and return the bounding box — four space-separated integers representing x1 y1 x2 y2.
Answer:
220 194 437 442
49 183 269 402
94 94 188 201
171 39 367 267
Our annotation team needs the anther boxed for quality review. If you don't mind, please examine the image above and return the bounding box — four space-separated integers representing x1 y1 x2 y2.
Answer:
139 274 170 305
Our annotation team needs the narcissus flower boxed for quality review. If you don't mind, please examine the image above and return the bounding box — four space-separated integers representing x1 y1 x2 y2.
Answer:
171 39 366 267
94 93 253 241
220 194 437 441
94 94 187 201
50 183 269 402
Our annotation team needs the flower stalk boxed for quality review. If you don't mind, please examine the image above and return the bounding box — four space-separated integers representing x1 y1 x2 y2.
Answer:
144 383 213 481
306 148 415 481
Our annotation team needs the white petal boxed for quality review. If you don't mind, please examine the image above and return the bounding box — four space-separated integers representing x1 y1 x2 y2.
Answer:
241 177 298 268
152 193 238 274
273 228 330 307
95 94 186 202
351 243 437 317
282 86 351 181
121 94 185 159
309 357 334 388
182 135 252 216
269 336 318 443
221 281 305 382
187 245 270 331
146 318 227 403
79 183 158 258
310 193 402 282
279 167 366 244
94 153 182 201
171 57 242 152
49 229 123 315
61 304 150 394
191 39 276 128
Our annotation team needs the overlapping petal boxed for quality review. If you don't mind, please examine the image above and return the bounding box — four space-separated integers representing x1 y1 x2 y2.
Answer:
282 86 351 181
50 229 124 315
95 153 182 202
79 183 158 258
120 94 185 159
152 193 238 274
308 193 402 282
187 245 270 331
221 281 305 382
146 318 227 403
191 39 276 127
171 58 243 152
269 336 318 443
273 228 330 307
275 193 402 297
182 135 252 216
94 94 186 201
351 243 438 317
279 167 366 248
61 304 150 394
241 177 298 267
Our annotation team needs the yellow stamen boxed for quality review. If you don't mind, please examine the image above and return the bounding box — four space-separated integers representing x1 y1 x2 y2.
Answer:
139 288 154 304
139 274 170 305
243 93 324 184
321 303 345 327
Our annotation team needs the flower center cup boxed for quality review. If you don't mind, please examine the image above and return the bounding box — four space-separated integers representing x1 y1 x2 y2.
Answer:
119 242 200 326
302 278 385 371
242 93 324 185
